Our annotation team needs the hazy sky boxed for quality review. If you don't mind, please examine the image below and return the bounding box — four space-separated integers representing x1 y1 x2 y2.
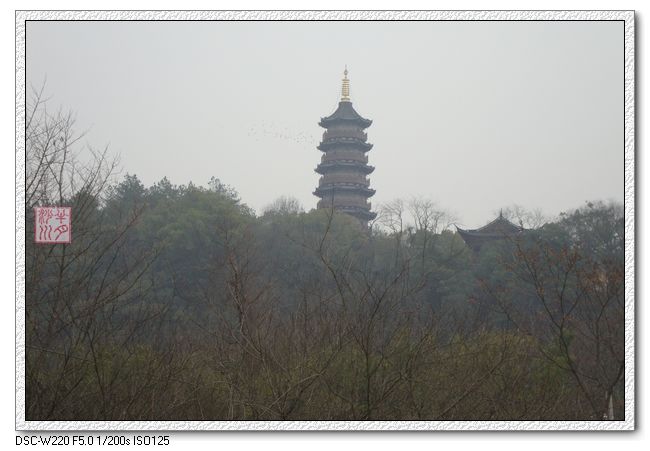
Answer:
26 20 623 226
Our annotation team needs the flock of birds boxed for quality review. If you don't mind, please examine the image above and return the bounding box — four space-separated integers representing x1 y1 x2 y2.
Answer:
246 120 318 146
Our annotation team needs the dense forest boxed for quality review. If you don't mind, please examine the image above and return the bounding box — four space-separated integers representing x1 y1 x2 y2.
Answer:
24 93 625 421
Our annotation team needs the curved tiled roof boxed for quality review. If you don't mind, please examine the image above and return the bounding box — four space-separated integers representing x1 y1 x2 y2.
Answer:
456 214 523 236
456 213 524 252
319 101 372 128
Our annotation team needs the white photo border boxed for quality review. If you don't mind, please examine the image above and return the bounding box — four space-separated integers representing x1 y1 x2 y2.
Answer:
15 9 635 431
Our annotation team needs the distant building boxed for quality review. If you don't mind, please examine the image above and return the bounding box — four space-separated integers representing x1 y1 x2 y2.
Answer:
456 211 524 252
314 68 377 227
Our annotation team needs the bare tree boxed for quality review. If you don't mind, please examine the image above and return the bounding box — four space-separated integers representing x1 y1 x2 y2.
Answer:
408 197 456 265
25 87 167 420
499 204 547 229
486 226 625 420
378 199 407 266
263 195 304 216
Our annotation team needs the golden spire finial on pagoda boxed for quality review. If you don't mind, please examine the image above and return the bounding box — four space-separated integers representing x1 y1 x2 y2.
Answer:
341 66 350 102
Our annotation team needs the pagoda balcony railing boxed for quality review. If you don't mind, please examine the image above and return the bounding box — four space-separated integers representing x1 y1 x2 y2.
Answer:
338 205 376 218
318 199 372 210
318 181 372 190
319 137 370 148
315 161 375 175
322 153 368 164
314 184 376 199
319 175 369 186
322 129 367 141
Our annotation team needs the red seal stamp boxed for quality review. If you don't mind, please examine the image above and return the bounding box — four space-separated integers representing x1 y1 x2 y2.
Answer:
34 206 72 244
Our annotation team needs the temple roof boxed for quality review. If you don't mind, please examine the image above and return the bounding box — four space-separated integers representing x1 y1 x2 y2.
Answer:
456 212 523 238
319 101 372 129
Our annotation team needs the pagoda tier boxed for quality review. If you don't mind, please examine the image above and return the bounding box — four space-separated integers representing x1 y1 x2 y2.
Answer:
337 206 377 222
316 200 377 222
315 161 375 175
317 139 373 152
456 212 524 253
313 185 376 198
313 68 377 227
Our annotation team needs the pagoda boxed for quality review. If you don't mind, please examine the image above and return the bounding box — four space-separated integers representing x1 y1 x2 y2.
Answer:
314 68 376 227
456 211 524 252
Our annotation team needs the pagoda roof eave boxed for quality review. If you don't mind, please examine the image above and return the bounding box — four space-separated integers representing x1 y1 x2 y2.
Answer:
315 162 375 174
318 140 373 151
313 185 376 197
319 101 372 128
337 206 377 221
